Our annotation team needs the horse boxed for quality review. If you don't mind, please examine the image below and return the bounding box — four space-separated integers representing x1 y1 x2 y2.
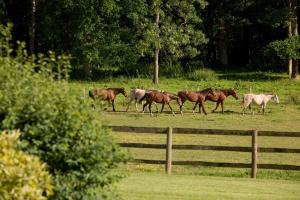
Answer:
205 88 239 113
88 87 127 112
141 90 178 116
177 88 215 115
126 88 158 112
242 93 279 115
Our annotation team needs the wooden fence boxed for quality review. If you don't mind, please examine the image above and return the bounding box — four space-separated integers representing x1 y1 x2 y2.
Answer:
109 125 300 178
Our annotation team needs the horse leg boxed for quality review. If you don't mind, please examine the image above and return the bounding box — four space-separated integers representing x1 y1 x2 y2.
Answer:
160 103 165 113
135 99 139 111
142 102 149 113
192 102 198 114
212 102 220 113
242 100 251 115
149 103 153 116
221 101 224 113
168 103 175 116
200 101 207 115
262 104 266 115
112 100 116 112
155 102 159 112
126 98 134 112
179 99 186 115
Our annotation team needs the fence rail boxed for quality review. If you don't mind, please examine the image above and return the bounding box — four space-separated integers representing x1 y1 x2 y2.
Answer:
109 125 300 178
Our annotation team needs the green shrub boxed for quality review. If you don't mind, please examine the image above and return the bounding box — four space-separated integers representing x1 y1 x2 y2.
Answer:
0 130 53 200
186 68 218 81
0 23 126 199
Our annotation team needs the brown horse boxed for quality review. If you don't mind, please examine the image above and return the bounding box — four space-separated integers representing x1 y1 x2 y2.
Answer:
177 88 215 115
141 91 178 116
89 87 127 111
205 88 239 113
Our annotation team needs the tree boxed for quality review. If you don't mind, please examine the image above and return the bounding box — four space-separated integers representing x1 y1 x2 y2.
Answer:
265 36 300 78
259 0 298 78
29 0 36 54
123 0 207 84
35 0 123 78
287 0 298 78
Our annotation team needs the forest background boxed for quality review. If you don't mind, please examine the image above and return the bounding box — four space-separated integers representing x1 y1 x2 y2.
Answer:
1 0 299 83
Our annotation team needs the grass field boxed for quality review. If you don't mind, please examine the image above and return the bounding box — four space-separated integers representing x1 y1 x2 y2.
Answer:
71 72 300 199
71 72 300 131
117 172 300 200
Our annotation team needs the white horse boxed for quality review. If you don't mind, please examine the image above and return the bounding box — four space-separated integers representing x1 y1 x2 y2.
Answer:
126 89 158 112
242 93 279 114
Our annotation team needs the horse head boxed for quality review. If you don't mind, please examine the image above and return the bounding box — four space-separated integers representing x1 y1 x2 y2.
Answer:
230 88 239 100
119 87 128 97
272 94 279 104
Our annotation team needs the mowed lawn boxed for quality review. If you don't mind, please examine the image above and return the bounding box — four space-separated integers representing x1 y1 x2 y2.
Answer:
71 73 300 131
72 73 300 198
117 172 300 200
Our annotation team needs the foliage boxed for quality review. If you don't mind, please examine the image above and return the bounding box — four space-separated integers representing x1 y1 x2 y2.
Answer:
3 0 298 78
265 36 300 60
0 130 53 200
0 23 126 200
36 0 128 76
186 68 218 81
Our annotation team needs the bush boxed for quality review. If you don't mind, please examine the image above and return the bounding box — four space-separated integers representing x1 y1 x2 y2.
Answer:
0 130 53 200
0 23 126 199
186 68 218 81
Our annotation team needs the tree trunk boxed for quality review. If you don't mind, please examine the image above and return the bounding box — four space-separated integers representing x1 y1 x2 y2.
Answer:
152 11 160 84
290 0 298 79
291 60 298 79
288 21 292 76
84 57 92 78
218 17 228 66
30 0 36 55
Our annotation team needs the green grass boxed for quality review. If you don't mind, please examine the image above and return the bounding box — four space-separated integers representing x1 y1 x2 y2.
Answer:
117 172 300 200
70 72 300 180
72 73 300 198
71 73 300 131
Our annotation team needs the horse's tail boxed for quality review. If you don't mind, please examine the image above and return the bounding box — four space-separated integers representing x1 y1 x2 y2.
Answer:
139 94 147 103
177 93 185 106
241 95 246 108
89 90 95 99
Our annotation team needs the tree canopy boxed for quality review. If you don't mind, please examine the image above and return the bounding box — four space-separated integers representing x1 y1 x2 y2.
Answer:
1 0 299 80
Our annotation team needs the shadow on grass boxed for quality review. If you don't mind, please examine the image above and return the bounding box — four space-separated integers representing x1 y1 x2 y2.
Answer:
106 110 244 116
218 72 287 81
210 110 241 115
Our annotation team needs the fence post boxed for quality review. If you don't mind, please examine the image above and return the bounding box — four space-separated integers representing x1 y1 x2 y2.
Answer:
166 127 173 175
251 130 258 179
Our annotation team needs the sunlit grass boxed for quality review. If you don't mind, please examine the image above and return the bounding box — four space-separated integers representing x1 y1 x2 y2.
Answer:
116 172 300 200
70 73 300 181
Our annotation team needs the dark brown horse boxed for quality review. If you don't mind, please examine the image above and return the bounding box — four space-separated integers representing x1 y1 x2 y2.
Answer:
205 88 239 113
141 91 178 116
89 87 127 111
177 88 215 115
